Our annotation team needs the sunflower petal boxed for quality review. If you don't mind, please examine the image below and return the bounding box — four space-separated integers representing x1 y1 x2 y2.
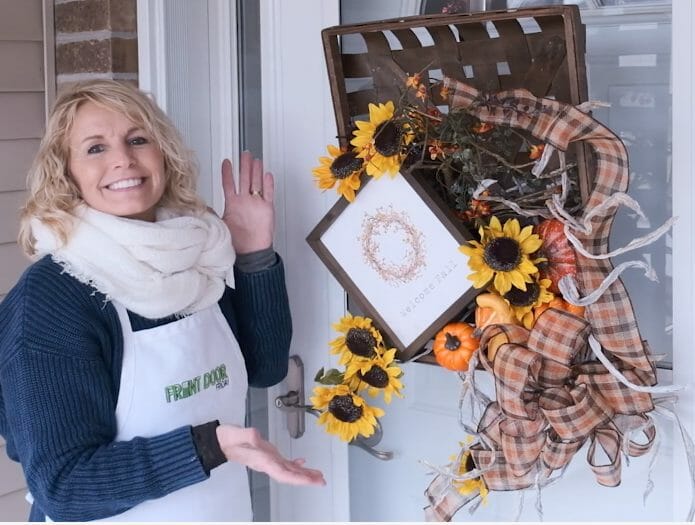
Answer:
503 218 521 237
518 224 534 242
459 244 479 257
494 271 512 295
509 270 527 290
341 186 356 202
518 257 539 276
520 234 543 254
468 256 486 271
470 267 493 288
327 144 342 157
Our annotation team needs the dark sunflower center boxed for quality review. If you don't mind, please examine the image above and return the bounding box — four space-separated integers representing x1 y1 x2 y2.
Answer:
504 283 541 306
328 394 363 423
345 328 377 358
483 237 522 272
374 121 402 156
330 151 363 179
504 282 540 307
358 365 389 388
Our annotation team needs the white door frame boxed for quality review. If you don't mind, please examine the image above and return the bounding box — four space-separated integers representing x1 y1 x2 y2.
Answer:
670 0 695 517
136 0 167 110
139 0 694 520
137 0 238 213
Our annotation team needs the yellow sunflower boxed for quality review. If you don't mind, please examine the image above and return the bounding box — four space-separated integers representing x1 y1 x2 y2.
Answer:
504 277 554 329
329 313 384 365
310 384 385 442
454 448 489 504
459 216 544 295
312 144 364 202
344 348 403 404
350 101 411 178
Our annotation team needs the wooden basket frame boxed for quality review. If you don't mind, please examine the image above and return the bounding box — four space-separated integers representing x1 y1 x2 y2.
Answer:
321 5 591 201
322 6 587 133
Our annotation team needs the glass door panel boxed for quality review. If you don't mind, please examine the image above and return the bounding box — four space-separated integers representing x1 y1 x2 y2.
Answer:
238 0 269 521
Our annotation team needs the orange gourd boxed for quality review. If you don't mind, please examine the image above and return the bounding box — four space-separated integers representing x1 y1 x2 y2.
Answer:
535 219 577 294
474 306 495 332
487 332 510 362
533 297 585 324
473 293 518 334
432 323 479 371
474 305 519 332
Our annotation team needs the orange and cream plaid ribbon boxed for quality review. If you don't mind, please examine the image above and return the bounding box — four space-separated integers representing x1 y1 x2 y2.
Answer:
473 310 655 489
423 78 660 521
424 310 656 521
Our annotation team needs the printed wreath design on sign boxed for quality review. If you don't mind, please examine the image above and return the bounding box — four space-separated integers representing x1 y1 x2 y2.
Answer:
360 205 426 286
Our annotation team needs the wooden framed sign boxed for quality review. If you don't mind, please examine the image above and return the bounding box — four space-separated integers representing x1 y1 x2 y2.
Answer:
307 171 480 361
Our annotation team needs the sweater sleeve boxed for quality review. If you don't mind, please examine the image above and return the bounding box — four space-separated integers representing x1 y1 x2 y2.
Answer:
219 254 292 387
0 261 208 521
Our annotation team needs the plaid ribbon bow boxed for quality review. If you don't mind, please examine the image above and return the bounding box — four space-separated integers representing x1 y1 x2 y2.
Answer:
424 78 658 521
474 311 655 487
425 311 656 521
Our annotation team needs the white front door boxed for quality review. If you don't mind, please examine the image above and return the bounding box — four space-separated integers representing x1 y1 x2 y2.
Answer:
258 2 348 520
141 0 695 520
262 0 695 521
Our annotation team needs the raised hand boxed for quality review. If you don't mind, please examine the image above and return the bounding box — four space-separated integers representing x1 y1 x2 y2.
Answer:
216 425 326 486
221 151 275 254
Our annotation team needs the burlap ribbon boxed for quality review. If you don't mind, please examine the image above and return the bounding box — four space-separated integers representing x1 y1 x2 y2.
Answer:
424 78 659 521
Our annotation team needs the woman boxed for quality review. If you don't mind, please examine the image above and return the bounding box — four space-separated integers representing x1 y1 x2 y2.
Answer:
0 80 324 521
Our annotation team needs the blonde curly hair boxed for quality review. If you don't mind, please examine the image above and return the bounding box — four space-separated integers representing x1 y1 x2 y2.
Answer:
18 80 207 257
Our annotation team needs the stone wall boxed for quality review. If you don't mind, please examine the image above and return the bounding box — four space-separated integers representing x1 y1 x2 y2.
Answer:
54 0 138 87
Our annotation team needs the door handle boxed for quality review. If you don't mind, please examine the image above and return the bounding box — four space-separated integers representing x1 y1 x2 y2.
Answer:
274 355 394 460
274 355 307 438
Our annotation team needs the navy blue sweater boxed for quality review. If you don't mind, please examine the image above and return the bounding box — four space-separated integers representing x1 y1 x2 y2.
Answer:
0 255 292 521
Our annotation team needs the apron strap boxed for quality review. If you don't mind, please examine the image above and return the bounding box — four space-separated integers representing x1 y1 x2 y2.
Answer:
111 301 135 337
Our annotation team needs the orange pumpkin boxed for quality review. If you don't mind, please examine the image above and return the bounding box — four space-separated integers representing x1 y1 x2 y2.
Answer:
535 219 577 294
433 323 479 371
533 297 585 324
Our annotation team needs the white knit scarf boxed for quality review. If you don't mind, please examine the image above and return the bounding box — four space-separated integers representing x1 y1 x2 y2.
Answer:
31 205 236 319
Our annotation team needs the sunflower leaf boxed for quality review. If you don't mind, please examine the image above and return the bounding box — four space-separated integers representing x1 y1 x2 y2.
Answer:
315 368 345 385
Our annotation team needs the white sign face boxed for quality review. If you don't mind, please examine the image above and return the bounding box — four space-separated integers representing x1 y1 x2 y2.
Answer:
321 173 475 347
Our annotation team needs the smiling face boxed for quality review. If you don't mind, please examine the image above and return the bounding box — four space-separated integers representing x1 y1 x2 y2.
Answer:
67 101 166 221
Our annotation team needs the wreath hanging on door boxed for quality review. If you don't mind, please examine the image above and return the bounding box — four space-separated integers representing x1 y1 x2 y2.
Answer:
309 73 689 520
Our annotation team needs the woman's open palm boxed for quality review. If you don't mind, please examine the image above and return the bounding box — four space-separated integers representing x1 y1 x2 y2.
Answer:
221 151 275 254
217 425 326 486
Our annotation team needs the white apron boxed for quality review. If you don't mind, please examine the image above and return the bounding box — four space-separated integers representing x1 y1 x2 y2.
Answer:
42 302 252 522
